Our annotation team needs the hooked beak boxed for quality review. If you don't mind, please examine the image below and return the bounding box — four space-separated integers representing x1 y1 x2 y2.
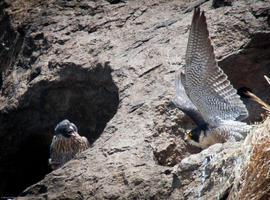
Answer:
70 132 76 137
66 125 76 137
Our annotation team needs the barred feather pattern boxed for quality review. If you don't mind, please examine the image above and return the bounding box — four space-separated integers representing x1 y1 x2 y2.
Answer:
173 8 251 149
49 132 90 170
184 8 248 125
173 69 206 126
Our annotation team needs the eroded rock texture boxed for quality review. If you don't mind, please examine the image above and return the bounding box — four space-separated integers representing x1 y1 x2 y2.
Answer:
0 0 269 199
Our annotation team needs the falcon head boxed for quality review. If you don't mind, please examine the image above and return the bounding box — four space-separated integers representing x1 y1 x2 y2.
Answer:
54 119 78 138
185 124 208 147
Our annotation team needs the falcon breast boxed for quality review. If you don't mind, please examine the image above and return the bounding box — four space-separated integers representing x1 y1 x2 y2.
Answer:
49 119 90 170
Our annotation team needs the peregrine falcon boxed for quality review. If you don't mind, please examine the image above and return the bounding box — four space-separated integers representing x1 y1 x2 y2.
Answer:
173 8 251 149
49 119 90 170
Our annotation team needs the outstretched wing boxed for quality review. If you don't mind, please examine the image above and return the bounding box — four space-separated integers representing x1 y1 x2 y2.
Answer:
184 8 248 125
173 69 206 126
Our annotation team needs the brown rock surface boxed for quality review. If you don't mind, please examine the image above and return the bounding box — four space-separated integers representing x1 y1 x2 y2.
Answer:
0 0 269 199
227 117 270 200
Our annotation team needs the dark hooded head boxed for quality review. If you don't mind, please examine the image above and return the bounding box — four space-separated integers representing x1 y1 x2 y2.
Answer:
54 119 78 138
186 124 208 142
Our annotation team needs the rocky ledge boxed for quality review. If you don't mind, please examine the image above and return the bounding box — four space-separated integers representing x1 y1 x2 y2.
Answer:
0 0 269 199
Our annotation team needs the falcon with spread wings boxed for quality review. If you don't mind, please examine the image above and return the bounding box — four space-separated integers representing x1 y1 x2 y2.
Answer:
173 8 251 149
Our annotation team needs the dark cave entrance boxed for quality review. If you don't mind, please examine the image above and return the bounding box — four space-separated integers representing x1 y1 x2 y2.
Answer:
0 63 119 197
219 32 270 122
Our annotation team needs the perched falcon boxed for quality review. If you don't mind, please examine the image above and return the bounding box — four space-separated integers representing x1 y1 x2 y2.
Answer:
49 119 90 170
173 8 251 149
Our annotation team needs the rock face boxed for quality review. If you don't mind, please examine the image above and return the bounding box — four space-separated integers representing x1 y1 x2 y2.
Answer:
0 0 269 199
227 116 270 200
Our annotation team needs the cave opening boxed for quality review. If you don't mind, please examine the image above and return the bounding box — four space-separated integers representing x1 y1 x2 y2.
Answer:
219 32 270 122
0 63 119 197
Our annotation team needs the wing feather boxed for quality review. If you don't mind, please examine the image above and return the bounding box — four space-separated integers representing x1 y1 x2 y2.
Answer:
173 69 206 126
184 8 248 125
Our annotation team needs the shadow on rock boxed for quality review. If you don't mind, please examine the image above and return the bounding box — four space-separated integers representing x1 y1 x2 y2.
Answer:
0 62 119 197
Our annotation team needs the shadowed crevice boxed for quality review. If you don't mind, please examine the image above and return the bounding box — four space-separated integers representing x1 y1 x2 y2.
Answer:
219 32 270 122
0 62 119 197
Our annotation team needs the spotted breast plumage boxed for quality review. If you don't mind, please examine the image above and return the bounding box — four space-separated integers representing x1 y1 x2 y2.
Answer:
173 8 251 149
49 119 90 170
